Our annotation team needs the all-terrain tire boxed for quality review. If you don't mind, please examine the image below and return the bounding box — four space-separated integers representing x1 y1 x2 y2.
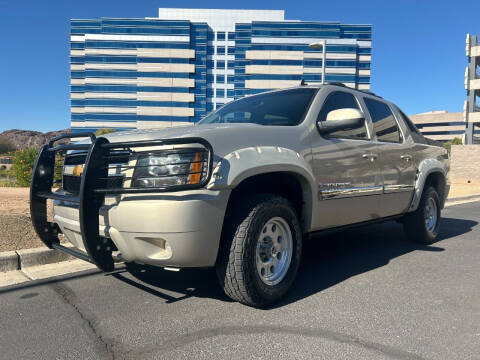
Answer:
216 194 302 308
403 186 441 244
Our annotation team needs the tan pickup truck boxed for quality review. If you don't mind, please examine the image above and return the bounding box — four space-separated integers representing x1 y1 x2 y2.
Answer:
30 84 449 307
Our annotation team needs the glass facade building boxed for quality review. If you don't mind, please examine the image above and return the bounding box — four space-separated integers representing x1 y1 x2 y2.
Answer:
70 9 372 132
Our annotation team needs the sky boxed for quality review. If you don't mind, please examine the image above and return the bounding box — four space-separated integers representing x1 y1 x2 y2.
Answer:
0 0 479 132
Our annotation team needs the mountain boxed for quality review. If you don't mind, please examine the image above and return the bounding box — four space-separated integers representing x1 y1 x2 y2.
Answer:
0 129 70 150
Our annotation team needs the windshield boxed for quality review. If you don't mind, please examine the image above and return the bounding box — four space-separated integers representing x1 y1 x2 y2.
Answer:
199 88 318 126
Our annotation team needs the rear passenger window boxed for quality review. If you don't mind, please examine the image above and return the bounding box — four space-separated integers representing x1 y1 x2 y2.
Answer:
398 109 420 134
364 98 401 143
318 91 368 140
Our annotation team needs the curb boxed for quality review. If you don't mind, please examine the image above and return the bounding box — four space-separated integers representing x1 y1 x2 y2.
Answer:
0 251 19 272
0 244 76 273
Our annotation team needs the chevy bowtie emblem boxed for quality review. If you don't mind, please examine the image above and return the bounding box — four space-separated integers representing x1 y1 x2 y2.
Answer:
72 165 84 177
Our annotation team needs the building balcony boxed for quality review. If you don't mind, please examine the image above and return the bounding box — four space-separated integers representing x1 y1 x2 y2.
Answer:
471 45 480 57
470 111 480 123
469 78 480 90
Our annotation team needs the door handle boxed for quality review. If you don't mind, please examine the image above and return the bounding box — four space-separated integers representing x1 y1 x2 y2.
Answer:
362 153 378 162
400 154 412 162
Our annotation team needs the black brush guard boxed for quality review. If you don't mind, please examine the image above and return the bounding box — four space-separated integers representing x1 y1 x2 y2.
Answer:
30 132 213 272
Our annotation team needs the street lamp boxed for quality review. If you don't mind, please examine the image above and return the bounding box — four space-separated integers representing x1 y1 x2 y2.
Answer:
309 40 326 85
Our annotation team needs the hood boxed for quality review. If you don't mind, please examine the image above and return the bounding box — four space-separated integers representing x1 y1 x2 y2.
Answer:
99 123 305 157
102 123 258 142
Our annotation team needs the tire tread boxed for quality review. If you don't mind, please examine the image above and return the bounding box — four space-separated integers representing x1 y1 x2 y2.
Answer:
217 194 300 307
404 186 440 244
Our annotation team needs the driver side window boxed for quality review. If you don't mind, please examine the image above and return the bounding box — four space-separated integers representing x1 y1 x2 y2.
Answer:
318 91 368 140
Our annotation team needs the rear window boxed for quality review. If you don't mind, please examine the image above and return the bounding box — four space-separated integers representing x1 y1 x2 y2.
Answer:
199 88 318 126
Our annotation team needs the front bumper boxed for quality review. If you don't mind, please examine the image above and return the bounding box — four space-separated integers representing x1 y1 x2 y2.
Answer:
54 190 229 267
29 132 216 271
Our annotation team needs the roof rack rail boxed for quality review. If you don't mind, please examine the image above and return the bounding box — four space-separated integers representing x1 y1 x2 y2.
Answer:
326 82 347 87
326 82 382 98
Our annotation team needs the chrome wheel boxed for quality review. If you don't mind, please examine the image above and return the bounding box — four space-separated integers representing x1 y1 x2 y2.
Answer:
256 217 293 286
424 197 438 233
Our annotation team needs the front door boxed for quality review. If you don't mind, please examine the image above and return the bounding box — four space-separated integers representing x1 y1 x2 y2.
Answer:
310 90 382 230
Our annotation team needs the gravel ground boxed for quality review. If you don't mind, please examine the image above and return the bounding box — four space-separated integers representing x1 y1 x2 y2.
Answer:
0 187 55 252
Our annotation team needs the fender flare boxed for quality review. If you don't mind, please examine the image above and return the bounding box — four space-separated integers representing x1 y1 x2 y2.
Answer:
207 146 317 231
409 158 448 211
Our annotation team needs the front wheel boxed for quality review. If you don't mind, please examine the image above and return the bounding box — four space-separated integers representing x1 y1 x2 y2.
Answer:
216 194 302 308
403 186 441 244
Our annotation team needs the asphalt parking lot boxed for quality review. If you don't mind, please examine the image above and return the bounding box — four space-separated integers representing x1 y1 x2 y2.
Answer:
1 201 479 359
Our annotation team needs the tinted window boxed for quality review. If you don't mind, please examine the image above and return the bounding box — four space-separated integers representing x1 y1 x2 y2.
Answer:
199 88 317 126
398 109 420 134
364 98 401 143
317 91 368 139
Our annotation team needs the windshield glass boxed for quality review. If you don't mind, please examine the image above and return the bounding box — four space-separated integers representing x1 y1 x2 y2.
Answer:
199 88 318 126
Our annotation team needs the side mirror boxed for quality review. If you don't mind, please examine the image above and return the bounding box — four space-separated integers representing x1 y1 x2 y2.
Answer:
317 108 365 135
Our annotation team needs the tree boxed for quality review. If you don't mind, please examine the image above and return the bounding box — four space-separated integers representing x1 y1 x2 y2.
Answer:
0 136 16 154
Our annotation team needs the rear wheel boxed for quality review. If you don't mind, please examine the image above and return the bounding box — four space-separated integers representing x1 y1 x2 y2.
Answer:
216 194 302 308
403 186 441 244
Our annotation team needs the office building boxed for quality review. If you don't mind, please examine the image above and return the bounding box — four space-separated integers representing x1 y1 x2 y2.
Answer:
70 8 372 131
465 34 480 144
409 111 464 142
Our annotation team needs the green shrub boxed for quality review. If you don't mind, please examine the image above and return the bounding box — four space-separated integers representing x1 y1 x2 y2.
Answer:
452 137 463 145
95 128 116 136
443 137 463 155
13 148 37 187
54 153 64 185
0 168 15 187
0 179 15 187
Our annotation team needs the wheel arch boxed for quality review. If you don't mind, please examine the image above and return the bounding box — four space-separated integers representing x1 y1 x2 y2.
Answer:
208 146 317 233
226 171 314 233
409 158 448 211
423 171 447 208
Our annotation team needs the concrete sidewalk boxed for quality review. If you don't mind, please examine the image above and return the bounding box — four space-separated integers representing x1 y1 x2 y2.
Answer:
0 259 98 287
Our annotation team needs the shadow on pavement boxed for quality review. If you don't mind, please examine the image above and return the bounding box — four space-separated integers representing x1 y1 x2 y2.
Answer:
111 264 225 303
275 217 476 307
115 216 477 307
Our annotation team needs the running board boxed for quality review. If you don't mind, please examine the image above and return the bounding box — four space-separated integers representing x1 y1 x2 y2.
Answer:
51 243 93 263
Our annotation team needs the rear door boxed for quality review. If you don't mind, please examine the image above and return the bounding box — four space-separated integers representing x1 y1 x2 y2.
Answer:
362 97 416 216
310 90 382 229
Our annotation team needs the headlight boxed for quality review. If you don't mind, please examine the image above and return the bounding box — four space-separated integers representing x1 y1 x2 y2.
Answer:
131 150 207 188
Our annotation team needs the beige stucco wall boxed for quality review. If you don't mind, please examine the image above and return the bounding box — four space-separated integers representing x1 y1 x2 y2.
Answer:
450 145 480 182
